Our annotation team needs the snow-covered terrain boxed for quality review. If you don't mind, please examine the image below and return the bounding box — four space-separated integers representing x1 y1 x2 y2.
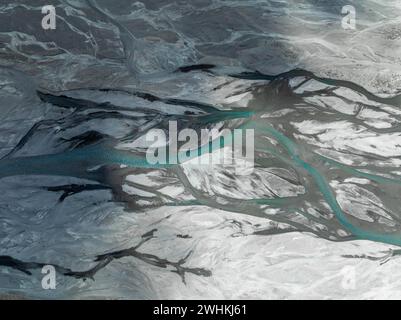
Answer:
0 0 401 299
